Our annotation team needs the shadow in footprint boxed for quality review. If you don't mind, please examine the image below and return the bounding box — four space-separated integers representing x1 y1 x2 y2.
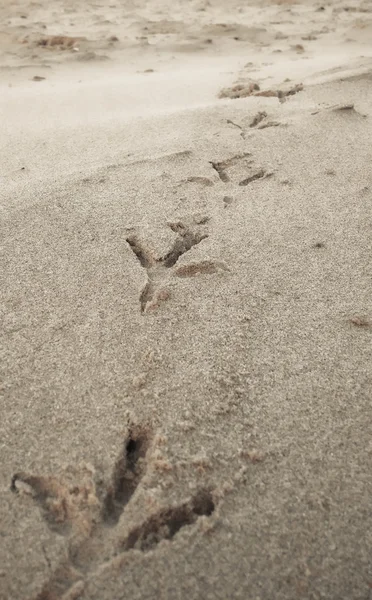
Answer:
102 425 152 525
121 489 215 552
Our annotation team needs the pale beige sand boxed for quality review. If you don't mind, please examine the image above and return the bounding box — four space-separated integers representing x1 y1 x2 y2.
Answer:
1 1 372 599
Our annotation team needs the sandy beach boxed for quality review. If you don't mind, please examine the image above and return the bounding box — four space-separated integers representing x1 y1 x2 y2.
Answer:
1 0 372 598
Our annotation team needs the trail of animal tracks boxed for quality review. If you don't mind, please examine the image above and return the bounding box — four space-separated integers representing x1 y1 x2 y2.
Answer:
1 0 372 599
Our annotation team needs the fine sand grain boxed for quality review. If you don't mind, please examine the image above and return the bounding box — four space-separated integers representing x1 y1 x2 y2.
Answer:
1 0 372 599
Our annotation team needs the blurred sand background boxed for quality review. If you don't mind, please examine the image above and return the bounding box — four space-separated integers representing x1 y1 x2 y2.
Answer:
1 0 372 599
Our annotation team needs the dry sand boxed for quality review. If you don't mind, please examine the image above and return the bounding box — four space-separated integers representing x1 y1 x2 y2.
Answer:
1 0 372 599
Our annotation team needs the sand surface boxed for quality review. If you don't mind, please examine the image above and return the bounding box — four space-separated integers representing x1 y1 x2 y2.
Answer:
1 0 372 599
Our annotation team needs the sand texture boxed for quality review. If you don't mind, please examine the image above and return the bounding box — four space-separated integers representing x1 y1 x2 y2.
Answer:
1 0 372 599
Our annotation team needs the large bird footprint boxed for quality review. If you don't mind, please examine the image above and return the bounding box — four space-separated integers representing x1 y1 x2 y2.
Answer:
11 425 215 600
